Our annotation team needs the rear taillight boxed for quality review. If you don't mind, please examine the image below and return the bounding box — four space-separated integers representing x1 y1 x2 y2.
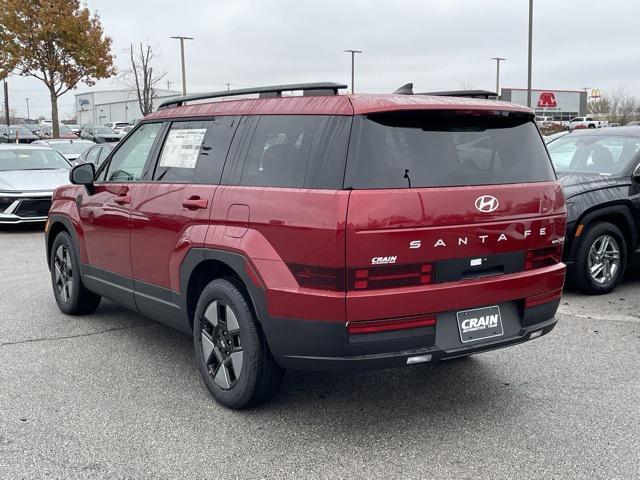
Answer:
288 262 434 291
524 246 562 270
347 315 436 335
348 262 433 290
287 264 345 291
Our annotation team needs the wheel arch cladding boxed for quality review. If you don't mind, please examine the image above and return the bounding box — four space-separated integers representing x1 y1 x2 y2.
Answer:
570 205 636 262
582 206 634 248
181 248 268 332
46 216 79 269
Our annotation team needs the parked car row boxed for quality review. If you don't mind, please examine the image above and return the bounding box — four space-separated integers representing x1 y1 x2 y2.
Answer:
1 120 135 144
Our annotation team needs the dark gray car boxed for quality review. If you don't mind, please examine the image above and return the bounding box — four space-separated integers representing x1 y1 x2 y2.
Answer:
80 125 120 143
0 125 39 144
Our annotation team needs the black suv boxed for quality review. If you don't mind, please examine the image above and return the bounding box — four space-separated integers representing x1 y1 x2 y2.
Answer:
548 127 640 294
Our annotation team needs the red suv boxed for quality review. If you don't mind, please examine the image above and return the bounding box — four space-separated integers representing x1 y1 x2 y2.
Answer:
46 83 567 409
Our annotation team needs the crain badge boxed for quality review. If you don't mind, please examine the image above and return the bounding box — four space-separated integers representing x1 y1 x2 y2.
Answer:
371 256 397 265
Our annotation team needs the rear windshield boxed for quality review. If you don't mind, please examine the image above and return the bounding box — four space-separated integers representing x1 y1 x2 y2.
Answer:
346 111 555 189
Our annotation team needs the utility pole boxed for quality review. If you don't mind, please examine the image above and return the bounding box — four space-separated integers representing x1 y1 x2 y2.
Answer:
25 98 30 121
3 80 9 127
170 36 194 96
344 49 363 94
491 57 506 98
526 0 533 107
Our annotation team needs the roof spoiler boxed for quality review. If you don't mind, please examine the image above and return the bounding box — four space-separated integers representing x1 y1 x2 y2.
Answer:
392 84 498 99
158 82 348 109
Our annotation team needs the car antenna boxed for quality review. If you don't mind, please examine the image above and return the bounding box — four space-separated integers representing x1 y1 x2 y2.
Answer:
394 83 414 95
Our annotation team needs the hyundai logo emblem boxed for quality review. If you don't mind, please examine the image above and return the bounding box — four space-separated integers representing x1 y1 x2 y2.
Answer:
475 195 499 213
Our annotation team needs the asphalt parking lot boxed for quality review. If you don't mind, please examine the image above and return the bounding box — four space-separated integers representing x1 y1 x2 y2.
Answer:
0 226 639 480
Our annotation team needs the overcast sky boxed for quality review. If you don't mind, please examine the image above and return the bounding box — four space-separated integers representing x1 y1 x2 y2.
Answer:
4 0 640 119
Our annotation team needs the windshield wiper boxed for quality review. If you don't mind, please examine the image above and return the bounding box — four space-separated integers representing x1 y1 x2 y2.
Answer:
404 169 412 188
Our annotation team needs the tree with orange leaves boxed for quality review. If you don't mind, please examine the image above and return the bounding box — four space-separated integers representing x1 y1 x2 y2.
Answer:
0 0 116 137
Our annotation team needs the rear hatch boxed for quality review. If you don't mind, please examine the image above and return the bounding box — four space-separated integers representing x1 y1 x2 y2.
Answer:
344 109 566 321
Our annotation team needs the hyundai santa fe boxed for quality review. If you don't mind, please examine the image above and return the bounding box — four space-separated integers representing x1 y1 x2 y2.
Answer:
46 83 567 409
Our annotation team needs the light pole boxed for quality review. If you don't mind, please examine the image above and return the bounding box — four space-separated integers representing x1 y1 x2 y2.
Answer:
25 98 30 121
3 80 9 127
344 49 363 94
171 36 194 96
526 0 533 107
491 57 506 98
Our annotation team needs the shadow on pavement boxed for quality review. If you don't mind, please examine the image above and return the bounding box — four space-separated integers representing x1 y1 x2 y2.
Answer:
0 223 45 233
112 306 514 430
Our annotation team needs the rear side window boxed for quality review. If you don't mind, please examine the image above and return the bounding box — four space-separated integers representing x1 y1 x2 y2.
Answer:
153 117 237 183
345 111 555 189
240 115 315 188
238 115 350 189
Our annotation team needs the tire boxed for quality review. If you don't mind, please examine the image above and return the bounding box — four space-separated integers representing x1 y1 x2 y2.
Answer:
588 124 596 129
571 222 627 295
50 231 101 315
193 278 283 409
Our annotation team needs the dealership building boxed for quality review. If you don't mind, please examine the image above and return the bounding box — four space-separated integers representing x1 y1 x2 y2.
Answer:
75 88 181 126
500 88 588 121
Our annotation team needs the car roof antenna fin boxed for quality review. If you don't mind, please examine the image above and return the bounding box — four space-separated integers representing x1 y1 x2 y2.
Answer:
393 83 414 95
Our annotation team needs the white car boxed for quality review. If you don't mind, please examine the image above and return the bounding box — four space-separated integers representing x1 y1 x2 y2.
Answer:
0 144 72 224
33 139 95 164
103 121 130 133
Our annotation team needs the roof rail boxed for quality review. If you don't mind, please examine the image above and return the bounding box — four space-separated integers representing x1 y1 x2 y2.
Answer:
391 84 498 99
158 82 348 109
417 90 498 99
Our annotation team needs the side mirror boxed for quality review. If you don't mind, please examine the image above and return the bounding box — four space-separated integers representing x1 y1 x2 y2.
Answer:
70 162 95 186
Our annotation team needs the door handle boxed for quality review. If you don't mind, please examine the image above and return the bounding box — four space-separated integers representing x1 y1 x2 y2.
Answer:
114 195 131 205
182 196 208 210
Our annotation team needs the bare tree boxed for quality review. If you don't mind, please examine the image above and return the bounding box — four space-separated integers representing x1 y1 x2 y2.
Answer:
0 105 18 124
122 43 166 116
588 95 610 116
588 87 640 124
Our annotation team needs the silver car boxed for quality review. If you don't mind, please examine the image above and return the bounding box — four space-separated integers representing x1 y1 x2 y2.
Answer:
33 139 95 164
0 145 72 224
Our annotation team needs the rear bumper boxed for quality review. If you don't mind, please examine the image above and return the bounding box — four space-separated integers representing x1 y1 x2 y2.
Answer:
266 299 560 372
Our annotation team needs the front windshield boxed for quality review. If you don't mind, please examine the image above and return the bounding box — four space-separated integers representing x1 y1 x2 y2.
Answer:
59 125 73 134
8 127 33 136
50 142 92 155
0 149 71 171
95 127 115 134
548 135 640 175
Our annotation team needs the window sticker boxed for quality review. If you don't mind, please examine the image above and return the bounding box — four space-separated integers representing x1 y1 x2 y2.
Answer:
159 128 206 168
